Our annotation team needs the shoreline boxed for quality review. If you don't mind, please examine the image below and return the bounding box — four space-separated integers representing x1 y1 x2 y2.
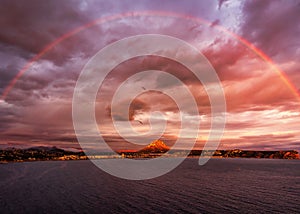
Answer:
1 147 299 164
1 155 299 165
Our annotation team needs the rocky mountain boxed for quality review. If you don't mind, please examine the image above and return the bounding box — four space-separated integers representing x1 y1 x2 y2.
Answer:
139 140 170 153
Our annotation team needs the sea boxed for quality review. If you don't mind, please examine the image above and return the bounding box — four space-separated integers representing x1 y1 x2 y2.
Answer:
0 158 299 213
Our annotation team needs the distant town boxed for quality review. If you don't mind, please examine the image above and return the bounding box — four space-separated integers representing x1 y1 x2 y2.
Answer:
0 140 299 163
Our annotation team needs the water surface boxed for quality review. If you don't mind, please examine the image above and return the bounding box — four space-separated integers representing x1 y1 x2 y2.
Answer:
0 158 299 213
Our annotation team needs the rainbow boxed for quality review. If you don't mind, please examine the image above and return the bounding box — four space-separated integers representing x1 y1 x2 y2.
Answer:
1 11 299 101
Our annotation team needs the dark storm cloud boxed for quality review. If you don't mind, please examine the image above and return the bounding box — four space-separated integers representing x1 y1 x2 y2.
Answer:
0 0 219 99
241 0 300 60
0 0 299 151
0 45 28 93
1 0 218 148
0 101 22 131
218 0 230 10
0 0 90 54
3 60 80 106
0 0 222 98
0 0 218 58
0 0 92 94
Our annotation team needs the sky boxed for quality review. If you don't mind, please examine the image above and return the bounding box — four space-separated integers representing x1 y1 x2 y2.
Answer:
0 0 300 152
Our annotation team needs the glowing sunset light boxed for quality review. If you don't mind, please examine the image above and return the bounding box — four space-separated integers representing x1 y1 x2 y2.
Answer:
0 1 299 152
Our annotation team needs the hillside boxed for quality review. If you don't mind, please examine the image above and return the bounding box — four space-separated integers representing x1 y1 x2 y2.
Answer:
138 140 170 153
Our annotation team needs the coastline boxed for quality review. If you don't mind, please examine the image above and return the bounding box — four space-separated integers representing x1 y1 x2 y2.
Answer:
0 147 299 164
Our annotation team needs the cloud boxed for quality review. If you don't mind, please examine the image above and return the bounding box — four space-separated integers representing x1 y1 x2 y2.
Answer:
0 0 299 151
0 0 91 54
218 0 230 10
241 0 300 60
203 38 250 81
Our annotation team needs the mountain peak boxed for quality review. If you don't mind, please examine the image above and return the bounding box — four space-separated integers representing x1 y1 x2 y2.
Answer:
139 140 170 153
